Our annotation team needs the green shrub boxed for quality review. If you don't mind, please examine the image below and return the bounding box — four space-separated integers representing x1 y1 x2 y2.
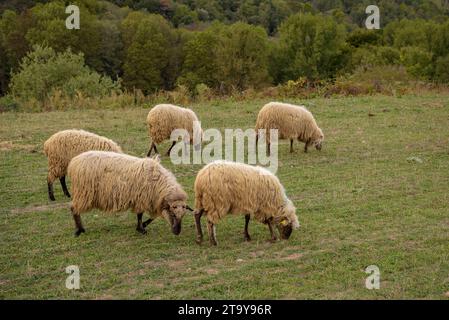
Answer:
400 47 434 79
435 54 449 83
195 83 213 101
9 45 120 108
0 95 19 112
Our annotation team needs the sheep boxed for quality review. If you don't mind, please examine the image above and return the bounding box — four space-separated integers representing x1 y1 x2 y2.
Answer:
255 102 324 155
193 160 299 246
146 104 202 157
67 151 192 237
43 129 123 201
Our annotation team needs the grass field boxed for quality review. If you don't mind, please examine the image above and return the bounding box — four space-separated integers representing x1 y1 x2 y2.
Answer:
1 94 448 299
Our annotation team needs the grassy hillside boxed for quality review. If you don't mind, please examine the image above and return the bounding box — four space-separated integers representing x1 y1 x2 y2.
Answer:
0 94 448 299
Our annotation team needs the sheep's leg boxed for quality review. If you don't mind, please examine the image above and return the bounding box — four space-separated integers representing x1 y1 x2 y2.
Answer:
59 176 71 198
166 141 176 156
255 133 258 153
304 139 310 153
71 206 85 237
194 209 204 244
47 177 55 201
142 218 153 228
147 142 158 157
267 141 271 156
290 139 294 153
136 213 147 234
244 214 251 241
267 220 277 242
207 220 217 246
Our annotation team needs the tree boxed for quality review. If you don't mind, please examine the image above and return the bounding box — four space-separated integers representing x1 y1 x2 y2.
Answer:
122 14 172 93
178 24 222 90
214 22 270 91
276 13 348 82
172 3 198 27
0 10 32 94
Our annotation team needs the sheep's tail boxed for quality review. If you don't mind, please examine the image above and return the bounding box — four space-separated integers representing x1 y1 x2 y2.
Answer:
43 140 50 156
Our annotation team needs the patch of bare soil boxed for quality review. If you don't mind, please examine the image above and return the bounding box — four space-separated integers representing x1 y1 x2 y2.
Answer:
0 140 39 153
10 202 69 215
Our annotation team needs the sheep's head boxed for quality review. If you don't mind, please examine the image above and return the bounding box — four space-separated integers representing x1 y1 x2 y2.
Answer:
275 200 299 240
161 191 192 235
313 128 324 151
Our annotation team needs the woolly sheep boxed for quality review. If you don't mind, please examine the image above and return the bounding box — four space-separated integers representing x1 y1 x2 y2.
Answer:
255 102 324 154
43 129 123 201
67 151 192 236
146 104 202 157
193 160 299 246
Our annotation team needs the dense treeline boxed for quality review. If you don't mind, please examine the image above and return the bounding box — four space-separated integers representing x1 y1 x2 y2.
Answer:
1 0 449 105
2 0 449 33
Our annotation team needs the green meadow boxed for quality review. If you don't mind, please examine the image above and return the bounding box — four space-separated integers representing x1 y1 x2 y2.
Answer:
0 94 448 299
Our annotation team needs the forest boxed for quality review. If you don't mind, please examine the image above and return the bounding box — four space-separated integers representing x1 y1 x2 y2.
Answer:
1 0 449 111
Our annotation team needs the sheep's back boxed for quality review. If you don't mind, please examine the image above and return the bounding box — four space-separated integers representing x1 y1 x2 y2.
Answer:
255 102 315 139
147 105 199 143
68 151 156 213
195 161 285 221
44 129 122 160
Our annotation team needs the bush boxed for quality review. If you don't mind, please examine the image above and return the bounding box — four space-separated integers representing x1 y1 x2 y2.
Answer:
195 83 214 101
350 46 401 70
435 54 449 83
328 65 413 97
9 45 120 108
400 47 434 79
0 95 19 112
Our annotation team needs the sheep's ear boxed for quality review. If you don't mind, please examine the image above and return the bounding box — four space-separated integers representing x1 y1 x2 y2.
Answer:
186 205 194 212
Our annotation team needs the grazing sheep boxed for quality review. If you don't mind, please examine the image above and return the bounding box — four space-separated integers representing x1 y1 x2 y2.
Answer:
67 151 192 236
43 129 122 201
255 102 324 154
193 160 299 246
146 104 202 157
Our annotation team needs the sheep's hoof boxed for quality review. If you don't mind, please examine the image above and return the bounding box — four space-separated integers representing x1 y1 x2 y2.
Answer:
49 195 56 201
74 228 85 237
209 240 217 246
64 193 71 198
195 237 203 245
244 235 251 242
136 228 147 235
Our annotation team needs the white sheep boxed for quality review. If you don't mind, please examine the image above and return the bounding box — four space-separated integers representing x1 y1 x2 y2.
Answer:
67 151 192 236
193 160 299 245
43 129 122 201
255 102 324 154
146 104 202 156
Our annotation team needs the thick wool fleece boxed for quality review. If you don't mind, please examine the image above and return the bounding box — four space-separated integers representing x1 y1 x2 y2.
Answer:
255 102 323 143
44 129 122 183
68 151 187 216
194 160 299 227
147 104 202 144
